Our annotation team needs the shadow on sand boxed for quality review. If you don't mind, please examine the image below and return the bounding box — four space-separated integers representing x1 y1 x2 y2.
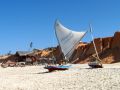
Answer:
33 71 53 74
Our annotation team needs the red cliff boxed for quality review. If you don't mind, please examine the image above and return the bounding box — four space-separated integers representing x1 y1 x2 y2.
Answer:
70 32 120 64
2 32 120 64
51 31 120 64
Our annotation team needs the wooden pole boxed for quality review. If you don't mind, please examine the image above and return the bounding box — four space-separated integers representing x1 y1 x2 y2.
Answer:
89 24 101 62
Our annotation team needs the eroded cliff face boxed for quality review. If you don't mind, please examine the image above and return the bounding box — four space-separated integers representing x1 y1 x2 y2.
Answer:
50 32 120 64
37 32 120 64
69 32 120 64
1 32 120 64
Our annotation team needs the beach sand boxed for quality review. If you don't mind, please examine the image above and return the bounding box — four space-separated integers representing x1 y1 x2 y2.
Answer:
0 64 120 90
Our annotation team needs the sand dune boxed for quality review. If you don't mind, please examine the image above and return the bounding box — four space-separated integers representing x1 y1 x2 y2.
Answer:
0 64 120 90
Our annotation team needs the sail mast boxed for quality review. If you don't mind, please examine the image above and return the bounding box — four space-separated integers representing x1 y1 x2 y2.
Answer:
89 24 100 60
54 20 65 59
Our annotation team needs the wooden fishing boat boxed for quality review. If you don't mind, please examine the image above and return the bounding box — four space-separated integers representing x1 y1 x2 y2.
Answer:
44 20 87 72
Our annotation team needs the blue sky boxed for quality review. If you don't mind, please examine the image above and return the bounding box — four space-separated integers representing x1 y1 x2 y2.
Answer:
0 0 120 54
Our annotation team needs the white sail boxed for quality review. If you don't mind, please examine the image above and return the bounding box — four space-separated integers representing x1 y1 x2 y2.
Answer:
55 20 87 60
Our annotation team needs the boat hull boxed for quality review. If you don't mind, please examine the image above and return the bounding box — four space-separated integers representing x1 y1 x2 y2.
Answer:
88 62 103 68
44 65 71 72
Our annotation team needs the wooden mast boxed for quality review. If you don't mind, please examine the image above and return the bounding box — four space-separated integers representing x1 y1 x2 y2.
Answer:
89 24 101 62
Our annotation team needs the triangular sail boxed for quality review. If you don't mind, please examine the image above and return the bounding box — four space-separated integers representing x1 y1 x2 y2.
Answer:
55 20 87 60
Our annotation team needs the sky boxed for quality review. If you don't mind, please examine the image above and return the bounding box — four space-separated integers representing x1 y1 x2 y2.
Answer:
0 0 120 54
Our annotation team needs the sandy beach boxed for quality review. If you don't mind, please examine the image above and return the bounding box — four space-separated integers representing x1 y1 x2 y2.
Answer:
0 64 120 90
